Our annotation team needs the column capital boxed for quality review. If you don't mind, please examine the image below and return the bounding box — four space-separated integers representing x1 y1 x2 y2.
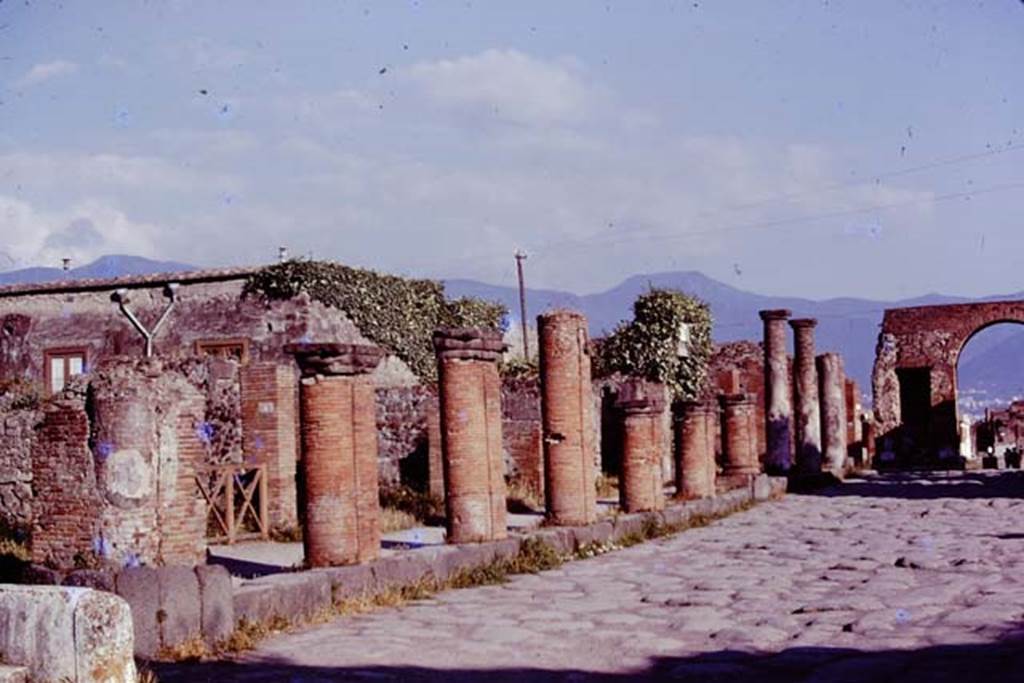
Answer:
759 309 792 322
718 392 755 408
286 343 384 378
537 309 587 324
617 379 667 415
789 318 818 330
433 327 506 362
673 399 718 418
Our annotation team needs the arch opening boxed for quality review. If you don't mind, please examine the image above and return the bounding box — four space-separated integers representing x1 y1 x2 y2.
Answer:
955 322 1024 467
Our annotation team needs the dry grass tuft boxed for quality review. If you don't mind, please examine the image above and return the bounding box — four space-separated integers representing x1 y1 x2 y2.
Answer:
380 507 419 533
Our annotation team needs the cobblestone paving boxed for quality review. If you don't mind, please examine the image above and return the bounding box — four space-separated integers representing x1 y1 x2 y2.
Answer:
159 472 1024 682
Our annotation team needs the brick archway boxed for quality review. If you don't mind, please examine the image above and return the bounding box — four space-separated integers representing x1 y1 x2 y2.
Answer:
872 300 1024 463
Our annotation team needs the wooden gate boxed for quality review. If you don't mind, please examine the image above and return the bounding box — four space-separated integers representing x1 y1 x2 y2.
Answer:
196 463 269 544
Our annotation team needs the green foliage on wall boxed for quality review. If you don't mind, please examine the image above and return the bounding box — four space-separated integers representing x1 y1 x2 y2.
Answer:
243 260 506 382
596 288 713 401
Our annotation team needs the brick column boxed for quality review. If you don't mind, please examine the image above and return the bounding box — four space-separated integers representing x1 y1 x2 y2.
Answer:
240 362 299 531
287 343 384 567
537 310 597 526
673 400 717 499
617 380 666 512
720 393 760 477
790 318 822 474
759 309 792 474
817 352 847 477
433 328 507 544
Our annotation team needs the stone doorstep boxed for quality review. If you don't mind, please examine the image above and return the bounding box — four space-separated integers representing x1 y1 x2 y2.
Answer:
229 475 783 635
0 665 28 683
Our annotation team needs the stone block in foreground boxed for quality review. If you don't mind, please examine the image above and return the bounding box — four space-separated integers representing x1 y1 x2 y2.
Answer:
0 584 136 683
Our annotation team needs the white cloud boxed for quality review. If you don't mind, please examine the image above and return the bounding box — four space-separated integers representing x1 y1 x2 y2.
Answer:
0 196 159 269
13 60 79 87
406 49 596 125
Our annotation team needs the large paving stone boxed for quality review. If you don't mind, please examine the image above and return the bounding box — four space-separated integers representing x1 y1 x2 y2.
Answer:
114 566 161 658
157 566 202 650
313 563 375 600
370 553 435 590
195 565 234 646
234 572 331 624
529 527 574 555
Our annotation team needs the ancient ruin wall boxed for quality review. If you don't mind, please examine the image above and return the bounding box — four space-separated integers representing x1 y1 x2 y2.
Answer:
872 300 1024 458
0 280 366 379
0 397 39 531
31 359 208 570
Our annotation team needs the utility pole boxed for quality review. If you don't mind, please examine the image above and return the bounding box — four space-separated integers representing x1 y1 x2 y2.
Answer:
514 249 530 359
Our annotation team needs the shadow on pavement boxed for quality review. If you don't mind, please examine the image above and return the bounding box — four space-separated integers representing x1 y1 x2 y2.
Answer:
805 470 1024 500
152 636 1024 683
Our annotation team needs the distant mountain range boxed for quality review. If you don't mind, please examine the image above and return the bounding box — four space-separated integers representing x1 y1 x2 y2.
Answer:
3 255 1023 405
0 255 196 286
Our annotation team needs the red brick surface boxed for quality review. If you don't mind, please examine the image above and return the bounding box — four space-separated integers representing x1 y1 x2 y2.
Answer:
674 401 717 499
720 393 760 476
538 311 597 526
621 409 666 513
241 362 299 530
299 375 381 566
437 355 507 544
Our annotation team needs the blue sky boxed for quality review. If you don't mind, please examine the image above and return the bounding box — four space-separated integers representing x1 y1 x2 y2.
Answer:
0 1 1022 299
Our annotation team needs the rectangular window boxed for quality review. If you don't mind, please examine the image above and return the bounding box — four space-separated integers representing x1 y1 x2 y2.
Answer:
44 348 88 394
195 338 250 365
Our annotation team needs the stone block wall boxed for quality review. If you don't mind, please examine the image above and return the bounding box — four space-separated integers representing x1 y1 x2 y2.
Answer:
0 399 39 531
376 385 432 488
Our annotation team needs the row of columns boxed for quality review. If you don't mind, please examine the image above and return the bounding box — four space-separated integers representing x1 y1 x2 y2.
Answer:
760 310 850 478
287 307 778 569
286 310 605 567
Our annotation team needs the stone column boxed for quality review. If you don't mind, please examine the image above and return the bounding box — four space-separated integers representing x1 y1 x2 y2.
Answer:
288 343 384 567
433 328 508 544
617 380 666 512
720 393 760 477
861 413 876 467
817 352 847 477
759 309 792 474
674 400 717 499
537 310 597 526
790 318 822 474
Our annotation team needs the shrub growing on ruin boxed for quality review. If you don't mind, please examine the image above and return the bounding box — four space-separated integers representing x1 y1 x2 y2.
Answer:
596 288 713 401
243 259 506 383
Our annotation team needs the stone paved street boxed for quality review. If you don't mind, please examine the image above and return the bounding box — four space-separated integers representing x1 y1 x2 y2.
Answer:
159 472 1024 682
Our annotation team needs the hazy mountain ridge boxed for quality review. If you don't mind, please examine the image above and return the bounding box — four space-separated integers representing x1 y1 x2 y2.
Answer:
0 255 196 286
3 256 1023 400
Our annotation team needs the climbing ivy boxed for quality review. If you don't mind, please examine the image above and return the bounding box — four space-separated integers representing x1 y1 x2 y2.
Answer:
243 260 506 382
595 288 713 401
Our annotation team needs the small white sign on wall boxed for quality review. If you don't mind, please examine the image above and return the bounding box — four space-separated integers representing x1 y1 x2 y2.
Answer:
258 401 276 415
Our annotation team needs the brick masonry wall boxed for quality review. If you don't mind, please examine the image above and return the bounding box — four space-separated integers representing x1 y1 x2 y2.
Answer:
874 300 1024 459
30 395 101 569
30 359 209 570
240 362 299 530
501 378 544 497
